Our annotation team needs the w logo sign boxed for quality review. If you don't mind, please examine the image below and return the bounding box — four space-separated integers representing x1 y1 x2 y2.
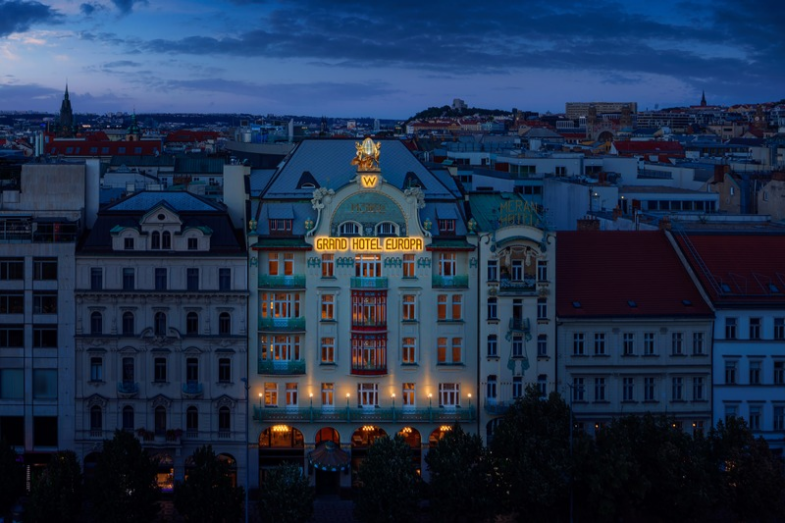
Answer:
361 175 378 188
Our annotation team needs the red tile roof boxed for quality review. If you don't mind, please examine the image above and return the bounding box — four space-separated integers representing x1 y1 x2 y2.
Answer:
556 230 712 318
47 139 161 157
613 140 684 156
675 233 785 305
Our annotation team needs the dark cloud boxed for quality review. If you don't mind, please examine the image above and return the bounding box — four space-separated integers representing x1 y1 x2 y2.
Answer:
111 0 147 15
101 60 142 69
80 2 106 15
0 0 61 37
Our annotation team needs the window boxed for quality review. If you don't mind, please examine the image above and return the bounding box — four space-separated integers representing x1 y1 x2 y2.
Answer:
437 253 456 277
90 312 103 335
486 297 498 320
321 383 334 408
90 357 103 382
33 293 56 314
376 221 397 236
671 332 684 355
0 325 24 347
511 260 523 281
693 377 704 401
775 361 785 385
269 219 292 232
749 405 761 431
644 377 656 401
186 407 198 435
622 333 635 356
451 295 463 320
154 406 166 435
0 369 24 399
512 335 524 358
188 237 198 250
0 258 24 280
285 383 298 407
154 358 167 382
122 357 134 383
623 377 635 401
33 258 57 280
355 254 382 278
643 332 655 355
437 337 462 364
151 231 160 249
351 334 387 372
186 312 198 335
775 318 785 340
403 254 415 278
33 369 57 399
261 335 301 362
725 317 737 339
122 406 134 432
438 219 455 234
749 361 761 384
33 326 57 348
439 294 463 321
538 375 547 397
537 335 548 357
186 358 199 383
122 312 135 336
402 337 416 364
512 377 523 398
154 312 167 336
439 383 459 408
321 254 334 278
339 222 360 236
487 376 497 399
91 267 103 290
0 293 23 314
154 268 167 290
692 333 704 355
572 378 585 401
218 358 231 382
487 335 498 358
573 333 585 356
320 337 335 364
594 333 606 356
537 298 547 320
537 260 547 281
218 312 231 335
775 406 785 431
219 268 231 291
594 377 606 401
487 260 498 282
162 231 171 249
321 294 335 320
123 268 135 290
90 406 103 436
749 318 761 340
725 361 737 384
672 377 684 401
358 383 378 408
402 295 416 321
187 268 199 291
402 383 415 408
124 237 134 250
264 383 278 407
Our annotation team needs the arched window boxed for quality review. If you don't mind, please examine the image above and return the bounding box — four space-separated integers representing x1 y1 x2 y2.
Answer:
154 312 167 336
375 221 398 237
186 406 198 435
339 221 360 236
151 231 161 249
122 406 134 431
90 406 102 436
90 311 103 335
218 312 231 335
186 312 199 335
218 407 230 436
154 406 166 435
162 231 171 249
122 312 134 336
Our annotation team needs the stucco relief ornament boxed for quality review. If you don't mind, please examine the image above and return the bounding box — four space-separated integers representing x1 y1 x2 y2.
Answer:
351 137 381 171
308 187 335 237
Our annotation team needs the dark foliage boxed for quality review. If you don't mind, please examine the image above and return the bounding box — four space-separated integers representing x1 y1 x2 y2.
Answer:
174 445 245 523
257 463 314 523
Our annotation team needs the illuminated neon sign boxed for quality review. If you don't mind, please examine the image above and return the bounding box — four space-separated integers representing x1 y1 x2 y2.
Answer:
315 236 424 252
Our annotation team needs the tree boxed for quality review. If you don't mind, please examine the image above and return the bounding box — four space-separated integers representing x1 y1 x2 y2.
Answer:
89 429 161 523
0 439 25 520
490 387 572 522
174 445 245 523
257 463 314 523
354 435 422 523
26 451 83 523
425 424 499 523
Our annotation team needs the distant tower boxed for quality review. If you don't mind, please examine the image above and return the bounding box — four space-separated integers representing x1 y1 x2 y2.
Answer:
320 116 328 137
126 111 141 141
57 84 75 138
700 91 707 107
586 105 597 138
620 104 632 129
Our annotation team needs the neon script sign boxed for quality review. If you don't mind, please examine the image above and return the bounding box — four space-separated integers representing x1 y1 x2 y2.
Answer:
315 236 424 253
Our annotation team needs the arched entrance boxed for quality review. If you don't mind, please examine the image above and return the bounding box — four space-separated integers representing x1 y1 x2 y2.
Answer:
350 426 387 488
311 427 344 496
83 452 100 484
150 452 174 493
397 427 422 475
429 425 454 448
258 425 304 487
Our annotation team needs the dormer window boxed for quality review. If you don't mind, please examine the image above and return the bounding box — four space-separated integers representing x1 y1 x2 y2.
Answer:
162 231 171 249
375 222 398 237
438 219 456 234
339 222 360 237
269 219 292 233
151 231 161 249
124 237 134 250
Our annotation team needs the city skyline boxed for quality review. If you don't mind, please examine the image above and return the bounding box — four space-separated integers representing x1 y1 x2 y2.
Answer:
0 0 783 119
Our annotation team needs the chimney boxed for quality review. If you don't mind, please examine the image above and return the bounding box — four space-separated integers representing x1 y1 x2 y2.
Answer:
577 216 600 231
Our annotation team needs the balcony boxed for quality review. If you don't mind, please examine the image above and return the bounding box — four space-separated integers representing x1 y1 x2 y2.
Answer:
484 400 514 416
350 363 388 376
181 382 204 398
432 274 469 288
253 405 476 423
117 382 139 398
259 317 305 331
498 277 536 295
350 277 388 289
508 317 531 335
258 275 306 289
258 359 306 375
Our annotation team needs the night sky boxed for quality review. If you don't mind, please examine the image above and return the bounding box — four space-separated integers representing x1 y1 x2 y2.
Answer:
0 0 783 118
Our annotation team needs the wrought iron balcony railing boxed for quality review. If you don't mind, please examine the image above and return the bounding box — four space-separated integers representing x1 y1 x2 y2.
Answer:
350 277 388 289
258 317 306 331
432 274 469 288
258 275 306 289
252 405 476 423
257 359 306 375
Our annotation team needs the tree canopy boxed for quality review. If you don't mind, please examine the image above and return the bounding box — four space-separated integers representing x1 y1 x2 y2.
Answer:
257 463 314 523
26 451 83 523
174 445 245 523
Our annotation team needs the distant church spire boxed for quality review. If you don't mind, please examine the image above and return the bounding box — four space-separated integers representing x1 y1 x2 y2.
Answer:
700 90 707 107
57 83 75 138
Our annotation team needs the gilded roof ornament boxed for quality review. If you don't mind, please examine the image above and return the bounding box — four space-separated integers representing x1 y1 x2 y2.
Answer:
351 137 381 171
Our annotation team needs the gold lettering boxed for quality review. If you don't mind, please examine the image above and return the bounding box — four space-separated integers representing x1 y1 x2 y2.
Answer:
315 236 424 253
361 175 378 188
